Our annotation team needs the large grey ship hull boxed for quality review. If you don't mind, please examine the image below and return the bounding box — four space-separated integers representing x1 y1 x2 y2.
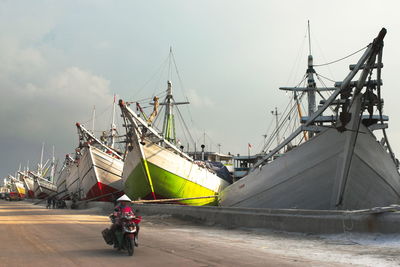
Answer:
220 28 400 210
220 124 400 210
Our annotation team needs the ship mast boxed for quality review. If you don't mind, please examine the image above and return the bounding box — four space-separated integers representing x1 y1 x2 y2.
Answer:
91 105 96 134
279 21 336 139
160 81 189 144
160 48 189 144
50 146 55 183
254 27 387 172
271 107 281 147
306 20 317 138
110 94 117 149
39 142 44 177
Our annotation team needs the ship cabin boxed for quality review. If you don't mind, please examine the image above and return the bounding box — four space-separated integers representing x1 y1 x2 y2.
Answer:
233 154 264 182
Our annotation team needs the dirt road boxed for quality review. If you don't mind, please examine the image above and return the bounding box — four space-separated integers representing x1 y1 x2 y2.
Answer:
0 200 398 266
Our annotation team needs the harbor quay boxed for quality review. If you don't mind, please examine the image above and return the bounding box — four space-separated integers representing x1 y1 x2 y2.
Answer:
0 200 399 266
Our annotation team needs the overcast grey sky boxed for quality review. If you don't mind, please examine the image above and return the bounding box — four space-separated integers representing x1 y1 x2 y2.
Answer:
2 0 400 179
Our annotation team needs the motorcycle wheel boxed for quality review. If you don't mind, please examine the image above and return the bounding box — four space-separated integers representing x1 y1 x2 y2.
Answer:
126 235 134 256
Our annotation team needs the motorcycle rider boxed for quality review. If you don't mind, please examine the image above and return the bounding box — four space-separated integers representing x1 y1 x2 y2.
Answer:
110 194 139 246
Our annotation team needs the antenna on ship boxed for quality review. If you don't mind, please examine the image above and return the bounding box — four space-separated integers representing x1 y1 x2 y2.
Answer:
262 134 268 147
308 20 312 55
110 94 117 149
39 142 45 177
91 105 96 134
50 145 55 183
306 20 317 138
271 107 281 147
17 163 21 181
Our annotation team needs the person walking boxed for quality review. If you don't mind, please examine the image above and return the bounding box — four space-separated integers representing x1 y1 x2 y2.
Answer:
52 197 57 209
46 198 52 209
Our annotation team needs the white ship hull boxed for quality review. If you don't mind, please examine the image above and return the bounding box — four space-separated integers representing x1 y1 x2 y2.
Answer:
33 177 57 199
22 176 35 198
11 181 26 199
78 146 123 201
65 162 79 198
122 139 230 205
56 166 69 200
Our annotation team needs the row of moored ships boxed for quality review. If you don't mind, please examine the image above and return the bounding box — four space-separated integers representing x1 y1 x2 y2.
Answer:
3 28 400 210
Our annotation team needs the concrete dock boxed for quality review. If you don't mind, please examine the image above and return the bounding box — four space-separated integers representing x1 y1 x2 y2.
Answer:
0 200 399 266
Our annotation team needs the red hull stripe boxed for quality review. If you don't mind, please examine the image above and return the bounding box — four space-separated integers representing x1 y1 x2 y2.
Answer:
28 190 35 198
84 182 123 202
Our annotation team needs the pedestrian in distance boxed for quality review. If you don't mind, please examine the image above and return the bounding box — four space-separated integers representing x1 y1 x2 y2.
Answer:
46 198 52 209
52 197 57 209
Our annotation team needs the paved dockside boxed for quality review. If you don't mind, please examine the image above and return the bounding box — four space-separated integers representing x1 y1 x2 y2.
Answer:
0 200 399 266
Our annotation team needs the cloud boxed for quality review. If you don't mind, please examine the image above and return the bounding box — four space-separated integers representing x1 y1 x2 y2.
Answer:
185 88 214 108
1 64 112 136
0 29 114 176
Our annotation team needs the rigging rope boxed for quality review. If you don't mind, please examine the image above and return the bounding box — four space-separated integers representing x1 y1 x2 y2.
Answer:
314 45 368 67
315 72 336 83
134 91 167 104
170 50 196 126
285 28 308 86
263 97 298 153
81 102 113 130
131 53 170 99
315 74 336 113
175 104 196 146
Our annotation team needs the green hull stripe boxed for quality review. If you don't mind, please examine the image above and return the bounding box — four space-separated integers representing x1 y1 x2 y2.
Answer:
125 160 218 206
141 158 156 199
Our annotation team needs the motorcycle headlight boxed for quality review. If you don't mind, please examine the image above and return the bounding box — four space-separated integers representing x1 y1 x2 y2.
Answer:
123 215 134 220
123 224 136 233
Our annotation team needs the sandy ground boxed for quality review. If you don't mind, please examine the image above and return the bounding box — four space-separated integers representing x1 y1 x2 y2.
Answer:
0 200 399 266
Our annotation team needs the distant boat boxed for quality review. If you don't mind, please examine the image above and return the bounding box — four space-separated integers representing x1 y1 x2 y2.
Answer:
220 28 400 210
28 143 57 199
30 173 57 199
18 171 35 198
119 80 230 206
8 175 26 200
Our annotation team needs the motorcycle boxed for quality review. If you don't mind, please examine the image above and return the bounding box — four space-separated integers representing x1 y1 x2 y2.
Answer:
102 212 142 256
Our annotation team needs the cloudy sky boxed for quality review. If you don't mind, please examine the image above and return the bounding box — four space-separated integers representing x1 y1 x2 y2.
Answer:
2 0 400 180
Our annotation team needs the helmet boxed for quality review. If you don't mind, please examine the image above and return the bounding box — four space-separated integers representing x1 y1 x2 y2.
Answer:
117 194 131 202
